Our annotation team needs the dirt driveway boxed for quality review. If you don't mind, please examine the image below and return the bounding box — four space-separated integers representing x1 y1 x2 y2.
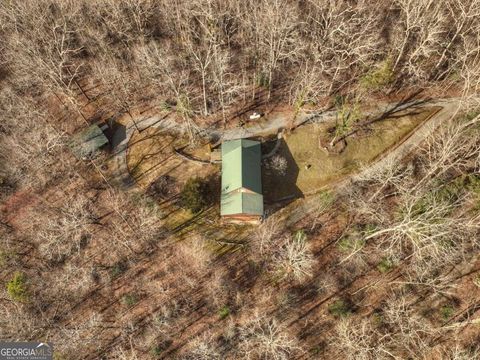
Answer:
109 97 462 201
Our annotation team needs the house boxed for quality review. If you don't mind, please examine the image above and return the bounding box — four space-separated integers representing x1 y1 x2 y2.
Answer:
69 123 109 160
220 139 264 223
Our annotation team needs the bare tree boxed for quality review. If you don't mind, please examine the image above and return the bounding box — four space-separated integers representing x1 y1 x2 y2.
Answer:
93 0 156 46
392 0 441 72
239 314 301 360
305 1 380 94
457 28 480 101
265 154 288 176
182 332 221 360
333 292 437 359
364 189 478 269
274 231 314 282
248 0 301 99
433 0 480 78
52 313 101 357
333 318 387 360
32 194 95 263
2 1 88 122
135 42 201 141
0 87 68 188
104 189 164 254
254 218 314 281
401 1 444 82
253 215 282 257
177 234 211 272
444 343 480 359
91 52 144 132
413 115 479 191
0 302 43 340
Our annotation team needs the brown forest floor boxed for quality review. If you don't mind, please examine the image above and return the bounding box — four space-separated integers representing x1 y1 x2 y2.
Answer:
1 79 479 359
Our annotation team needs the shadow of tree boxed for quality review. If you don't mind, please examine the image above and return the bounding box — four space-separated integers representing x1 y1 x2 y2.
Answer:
105 119 126 149
262 138 302 205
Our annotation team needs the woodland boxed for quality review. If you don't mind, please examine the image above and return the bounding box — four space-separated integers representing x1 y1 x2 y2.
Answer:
0 1 480 359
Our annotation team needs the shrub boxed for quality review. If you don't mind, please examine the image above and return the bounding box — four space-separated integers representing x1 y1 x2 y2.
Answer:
440 305 455 320
149 175 176 199
328 299 353 318
6 272 28 302
218 305 230 319
377 258 394 273
360 59 394 90
332 97 362 141
160 100 173 111
0 250 17 267
122 293 138 306
180 177 210 213
338 236 365 254
150 345 162 357
110 260 128 279
150 340 172 357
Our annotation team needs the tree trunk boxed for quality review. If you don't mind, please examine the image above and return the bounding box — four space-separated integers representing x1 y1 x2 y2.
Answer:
393 33 410 71
202 70 208 116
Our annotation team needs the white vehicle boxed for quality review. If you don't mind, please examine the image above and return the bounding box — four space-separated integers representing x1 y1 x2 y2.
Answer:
249 112 262 120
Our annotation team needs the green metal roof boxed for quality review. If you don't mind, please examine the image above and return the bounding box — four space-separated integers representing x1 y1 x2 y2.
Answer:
221 191 264 216
220 139 263 216
69 124 109 159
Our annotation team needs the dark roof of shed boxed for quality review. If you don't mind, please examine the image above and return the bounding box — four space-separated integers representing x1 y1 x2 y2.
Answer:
69 124 109 159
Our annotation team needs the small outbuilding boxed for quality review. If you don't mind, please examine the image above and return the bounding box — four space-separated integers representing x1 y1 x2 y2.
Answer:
69 123 109 160
220 139 263 223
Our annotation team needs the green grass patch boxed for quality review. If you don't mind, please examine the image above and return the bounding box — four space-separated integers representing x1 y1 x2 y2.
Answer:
263 106 440 200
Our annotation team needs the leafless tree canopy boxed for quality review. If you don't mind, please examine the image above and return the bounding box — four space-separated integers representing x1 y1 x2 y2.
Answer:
1 1 480 359
1 0 479 121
